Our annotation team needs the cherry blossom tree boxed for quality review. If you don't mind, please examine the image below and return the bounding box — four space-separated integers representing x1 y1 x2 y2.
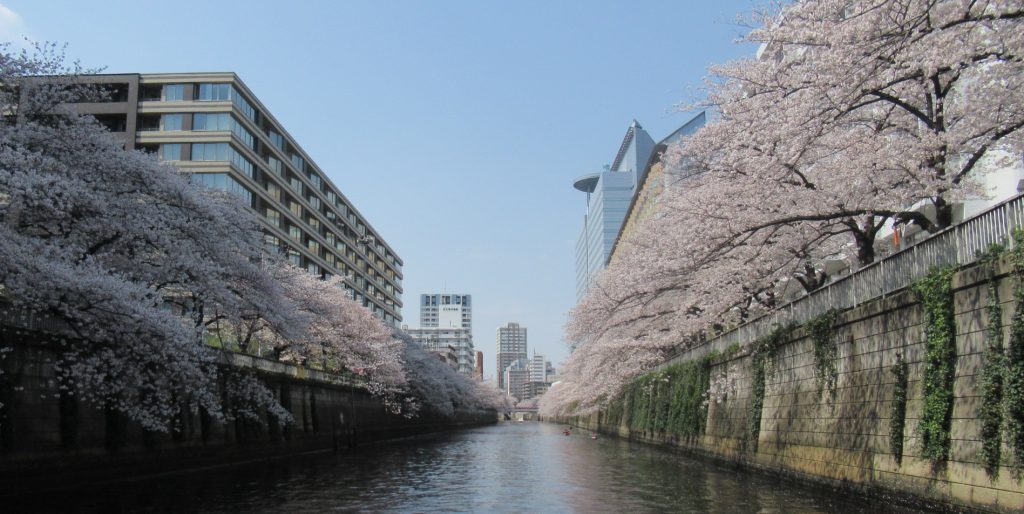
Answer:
0 44 291 429
544 0 1024 418
0 44 500 429
213 260 408 405
396 332 509 416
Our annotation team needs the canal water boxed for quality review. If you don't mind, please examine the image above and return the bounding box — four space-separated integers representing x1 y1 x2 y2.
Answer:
11 422 924 513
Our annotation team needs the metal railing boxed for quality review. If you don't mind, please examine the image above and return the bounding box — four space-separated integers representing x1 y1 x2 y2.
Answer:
662 194 1024 365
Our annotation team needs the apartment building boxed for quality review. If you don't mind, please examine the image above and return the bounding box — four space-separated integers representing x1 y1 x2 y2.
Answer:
406 293 475 376
403 326 475 376
496 322 527 391
71 73 403 325
420 294 472 329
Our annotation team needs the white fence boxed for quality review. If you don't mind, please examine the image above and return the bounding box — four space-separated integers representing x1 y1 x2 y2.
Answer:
663 194 1024 364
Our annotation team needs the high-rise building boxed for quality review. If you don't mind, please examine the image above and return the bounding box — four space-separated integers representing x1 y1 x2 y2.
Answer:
407 293 474 376
475 351 484 382
404 326 475 376
503 358 530 399
66 73 404 325
420 294 472 328
609 112 708 265
573 120 656 301
496 322 527 391
529 353 547 383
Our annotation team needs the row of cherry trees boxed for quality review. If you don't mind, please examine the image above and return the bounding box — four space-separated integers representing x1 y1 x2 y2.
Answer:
541 0 1024 417
0 45 504 430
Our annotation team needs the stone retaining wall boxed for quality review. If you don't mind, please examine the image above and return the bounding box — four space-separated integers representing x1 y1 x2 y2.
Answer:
0 334 494 493
563 256 1024 513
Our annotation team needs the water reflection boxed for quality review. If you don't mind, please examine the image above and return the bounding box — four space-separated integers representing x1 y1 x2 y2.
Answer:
8 422 923 513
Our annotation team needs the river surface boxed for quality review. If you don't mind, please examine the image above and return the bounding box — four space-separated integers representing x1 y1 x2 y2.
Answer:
11 422 925 513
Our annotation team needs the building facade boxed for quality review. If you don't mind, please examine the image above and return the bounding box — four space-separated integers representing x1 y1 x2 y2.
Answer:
520 381 550 401
420 294 472 328
409 293 475 376
529 353 547 383
404 326 475 376
70 73 404 325
475 351 484 382
609 112 708 264
496 322 527 391
573 120 656 301
503 358 530 399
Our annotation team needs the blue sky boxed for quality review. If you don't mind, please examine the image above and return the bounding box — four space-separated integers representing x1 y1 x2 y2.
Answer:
3 0 758 382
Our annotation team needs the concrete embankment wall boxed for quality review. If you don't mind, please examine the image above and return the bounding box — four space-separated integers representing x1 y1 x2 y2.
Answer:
0 335 494 493
560 256 1024 513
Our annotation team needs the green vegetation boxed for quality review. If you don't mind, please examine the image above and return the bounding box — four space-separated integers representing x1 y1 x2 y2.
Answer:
747 324 795 452
967 233 1024 477
807 309 840 401
978 244 1006 477
606 357 713 438
1007 230 1024 475
912 265 958 462
890 352 909 466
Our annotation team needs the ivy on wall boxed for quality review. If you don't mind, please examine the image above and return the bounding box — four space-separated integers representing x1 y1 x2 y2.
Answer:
890 352 909 466
1006 231 1024 475
978 244 1006 477
807 309 840 401
606 351 741 439
912 265 958 462
747 324 795 452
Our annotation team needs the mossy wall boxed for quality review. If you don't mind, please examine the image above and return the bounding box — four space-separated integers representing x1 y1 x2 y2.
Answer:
567 256 1024 513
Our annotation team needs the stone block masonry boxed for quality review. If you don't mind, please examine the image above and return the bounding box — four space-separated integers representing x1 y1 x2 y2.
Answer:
564 255 1024 513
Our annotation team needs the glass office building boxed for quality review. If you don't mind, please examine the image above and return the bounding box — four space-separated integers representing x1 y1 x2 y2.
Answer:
573 120 655 302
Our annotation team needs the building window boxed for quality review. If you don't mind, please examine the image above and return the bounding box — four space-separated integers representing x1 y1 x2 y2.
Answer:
160 144 182 161
197 83 231 101
308 217 320 231
290 154 304 172
163 84 185 101
192 143 253 178
192 142 229 161
194 113 255 149
161 114 184 131
231 119 255 149
264 234 280 253
191 173 252 203
289 201 301 217
308 173 322 190
308 263 320 275
308 240 320 253
193 112 230 131
289 177 303 194
308 196 321 210
232 90 257 122
288 226 302 241
265 208 281 227
230 150 254 178
139 115 160 131
287 249 301 266
267 182 281 201
268 130 285 151
267 156 283 177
